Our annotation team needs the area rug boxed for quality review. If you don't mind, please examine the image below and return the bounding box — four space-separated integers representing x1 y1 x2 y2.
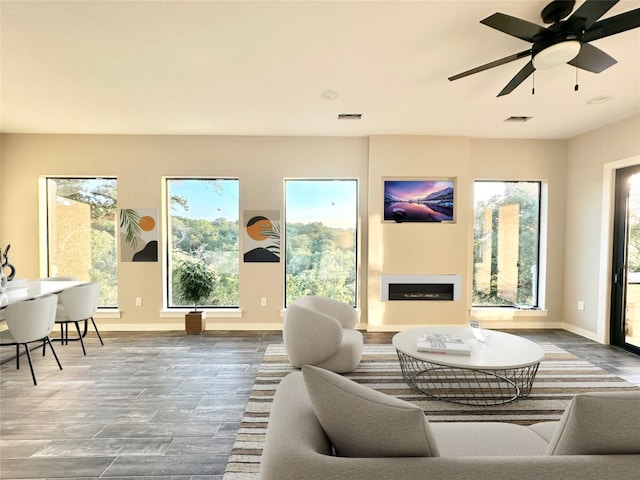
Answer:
222 343 639 479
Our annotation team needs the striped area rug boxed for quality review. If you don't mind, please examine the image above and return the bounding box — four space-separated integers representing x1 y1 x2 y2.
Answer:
223 343 639 479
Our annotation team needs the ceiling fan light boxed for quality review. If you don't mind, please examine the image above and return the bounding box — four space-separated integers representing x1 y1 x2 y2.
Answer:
533 40 581 69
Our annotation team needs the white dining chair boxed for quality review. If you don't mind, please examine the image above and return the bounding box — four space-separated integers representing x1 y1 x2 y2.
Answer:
55 282 102 355
0 294 62 385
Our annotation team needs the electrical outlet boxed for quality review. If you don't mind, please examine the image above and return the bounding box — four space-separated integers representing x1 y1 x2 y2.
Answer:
136 297 143 306
577 300 584 311
261 297 267 307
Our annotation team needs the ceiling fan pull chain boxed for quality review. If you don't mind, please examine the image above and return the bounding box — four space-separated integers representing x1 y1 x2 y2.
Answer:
532 71 536 95
575 67 579 92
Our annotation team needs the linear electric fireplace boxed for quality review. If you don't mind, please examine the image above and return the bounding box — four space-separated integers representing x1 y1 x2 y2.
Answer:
380 274 461 302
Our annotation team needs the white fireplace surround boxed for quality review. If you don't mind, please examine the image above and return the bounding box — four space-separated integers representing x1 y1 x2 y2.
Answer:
380 274 462 301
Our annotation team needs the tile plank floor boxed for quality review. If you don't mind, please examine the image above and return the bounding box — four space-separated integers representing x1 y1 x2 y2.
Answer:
1 329 639 479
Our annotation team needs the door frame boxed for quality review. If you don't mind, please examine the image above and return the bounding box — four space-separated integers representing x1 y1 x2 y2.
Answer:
610 165 640 353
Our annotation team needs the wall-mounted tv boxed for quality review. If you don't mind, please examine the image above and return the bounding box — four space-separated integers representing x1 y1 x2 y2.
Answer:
383 178 455 223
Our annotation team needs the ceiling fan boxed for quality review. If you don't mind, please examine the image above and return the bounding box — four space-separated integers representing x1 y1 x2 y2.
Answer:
448 0 640 96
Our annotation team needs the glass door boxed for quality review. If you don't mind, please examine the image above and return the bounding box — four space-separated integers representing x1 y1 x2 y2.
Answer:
611 164 640 355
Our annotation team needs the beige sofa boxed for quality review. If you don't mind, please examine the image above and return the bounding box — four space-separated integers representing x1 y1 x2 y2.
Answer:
260 365 640 480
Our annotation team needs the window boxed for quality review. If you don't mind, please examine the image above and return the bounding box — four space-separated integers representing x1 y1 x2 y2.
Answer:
285 179 358 307
166 178 239 308
46 177 118 308
473 181 541 307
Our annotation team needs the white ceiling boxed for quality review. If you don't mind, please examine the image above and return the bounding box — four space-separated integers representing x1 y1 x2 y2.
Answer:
1 0 639 139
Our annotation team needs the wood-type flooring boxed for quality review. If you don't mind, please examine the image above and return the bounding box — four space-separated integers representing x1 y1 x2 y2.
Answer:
1 329 639 479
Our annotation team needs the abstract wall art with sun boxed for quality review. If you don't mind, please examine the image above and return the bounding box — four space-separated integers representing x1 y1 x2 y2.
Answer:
120 208 159 262
243 210 280 263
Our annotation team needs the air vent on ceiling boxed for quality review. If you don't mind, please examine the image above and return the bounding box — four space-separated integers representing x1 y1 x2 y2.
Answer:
505 116 533 122
338 113 362 120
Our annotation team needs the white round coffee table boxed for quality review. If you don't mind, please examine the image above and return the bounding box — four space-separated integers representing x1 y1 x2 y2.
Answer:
392 326 545 406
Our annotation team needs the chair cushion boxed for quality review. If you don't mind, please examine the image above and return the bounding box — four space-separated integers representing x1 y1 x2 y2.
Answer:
284 304 343 367
302 365 439 458
546 390 640 455
315 329 363 374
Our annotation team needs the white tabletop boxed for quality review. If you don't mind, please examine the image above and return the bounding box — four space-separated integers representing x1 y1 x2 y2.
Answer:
392 326 545 369
1 280 84 308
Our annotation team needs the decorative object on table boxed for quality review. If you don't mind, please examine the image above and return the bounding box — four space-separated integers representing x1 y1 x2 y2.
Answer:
0 272 7 293
243 210 280 262
1 244 16 281
383 178 455 223
119 208 158 262
469 320 489 342
416 333 471 355
175 258 216 334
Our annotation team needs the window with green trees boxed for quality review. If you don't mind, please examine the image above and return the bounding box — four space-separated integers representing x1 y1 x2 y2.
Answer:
46 177 118 308
166 178 239 308
285 179 358 307
473 181 541 307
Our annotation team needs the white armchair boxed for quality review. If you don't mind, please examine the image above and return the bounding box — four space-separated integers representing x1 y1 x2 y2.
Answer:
283 296 363 373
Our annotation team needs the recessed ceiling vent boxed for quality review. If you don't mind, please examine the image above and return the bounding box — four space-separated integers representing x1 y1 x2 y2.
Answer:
338 113 362 120
505 116 533 122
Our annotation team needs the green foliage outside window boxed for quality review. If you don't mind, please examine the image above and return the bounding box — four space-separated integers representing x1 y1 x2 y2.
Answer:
473 181 540 307
167 179 240 308
285 222 356 306
285 179 358 307
47 178 118 308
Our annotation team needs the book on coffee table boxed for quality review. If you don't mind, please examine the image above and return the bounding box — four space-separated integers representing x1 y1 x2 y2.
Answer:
416 333 471 355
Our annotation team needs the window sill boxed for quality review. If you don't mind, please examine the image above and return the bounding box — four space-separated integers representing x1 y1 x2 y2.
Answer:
160 308 242 319
469 307 548 321
96 308 122 319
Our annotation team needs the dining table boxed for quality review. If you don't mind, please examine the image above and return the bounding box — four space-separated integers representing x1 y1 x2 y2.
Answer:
1 279 85 308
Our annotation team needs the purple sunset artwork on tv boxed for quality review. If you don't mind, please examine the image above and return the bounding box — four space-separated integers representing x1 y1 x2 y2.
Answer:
383 180 454 222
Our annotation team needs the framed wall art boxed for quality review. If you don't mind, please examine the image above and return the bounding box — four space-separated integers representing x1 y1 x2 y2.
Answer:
243 210 280 262
120 208 159 262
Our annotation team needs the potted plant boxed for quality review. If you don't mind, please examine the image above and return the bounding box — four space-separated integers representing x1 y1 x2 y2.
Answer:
175 258 216 334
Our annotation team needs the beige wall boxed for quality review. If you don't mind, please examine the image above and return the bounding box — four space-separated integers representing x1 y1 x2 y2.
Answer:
563 114 640 342
367 136 567 330
367 136 471 329
0 134 368 330
1 117 638 337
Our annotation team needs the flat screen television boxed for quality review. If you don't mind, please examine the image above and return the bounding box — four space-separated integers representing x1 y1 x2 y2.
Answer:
383 178 455 223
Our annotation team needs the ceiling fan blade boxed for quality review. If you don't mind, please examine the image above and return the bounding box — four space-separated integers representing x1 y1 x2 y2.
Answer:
481 13 546 42
497 60 535 97
568 42 617 73
568 0 618 29
582 8 640 42
448 49 531 81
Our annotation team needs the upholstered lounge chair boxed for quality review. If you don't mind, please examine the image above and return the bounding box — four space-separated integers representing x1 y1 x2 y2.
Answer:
283 296 363 373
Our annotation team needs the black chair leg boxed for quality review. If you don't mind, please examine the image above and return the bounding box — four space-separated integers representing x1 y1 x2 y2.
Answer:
15 345 20 370
74 321 86 355
23 344 37 386
90 317 104 345
45 337 63 371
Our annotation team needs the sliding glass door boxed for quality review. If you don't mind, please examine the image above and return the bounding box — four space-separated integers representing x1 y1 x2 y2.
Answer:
611 165 640 355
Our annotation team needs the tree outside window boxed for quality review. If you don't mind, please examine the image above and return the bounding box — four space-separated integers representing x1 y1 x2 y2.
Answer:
285 179 358 307
166 178 239 308
46 177 118 308
473 181 541 307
